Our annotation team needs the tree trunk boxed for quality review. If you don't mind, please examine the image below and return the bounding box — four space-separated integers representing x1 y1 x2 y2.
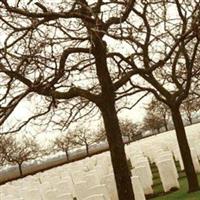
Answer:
171 106 199 192
101 105 135 200
163 118 168 131
187 113 193 125
86 144 89 156
93 35 134 200
128 134 131 144
65 150 69 161
18 163 23 177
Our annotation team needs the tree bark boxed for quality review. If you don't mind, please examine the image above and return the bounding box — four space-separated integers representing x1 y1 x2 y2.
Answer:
128 134 131 144
171 106 199 192
85 143 89 156
93 36 134 200
18 163 23 177
187 113 193 125
163 117 168 131
101 105 134 200
65 150 69 161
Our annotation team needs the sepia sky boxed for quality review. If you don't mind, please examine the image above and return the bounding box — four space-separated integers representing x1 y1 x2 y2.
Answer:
0 0 183 142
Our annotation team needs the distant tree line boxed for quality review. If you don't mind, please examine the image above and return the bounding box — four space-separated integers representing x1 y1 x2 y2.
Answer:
142 95 200 135
0 119 142 177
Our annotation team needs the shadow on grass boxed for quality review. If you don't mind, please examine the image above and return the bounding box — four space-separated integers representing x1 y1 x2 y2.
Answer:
151 175 200 200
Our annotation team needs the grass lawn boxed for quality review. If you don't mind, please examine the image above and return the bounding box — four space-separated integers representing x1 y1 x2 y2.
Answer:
128 159 200 200
152 176 200 200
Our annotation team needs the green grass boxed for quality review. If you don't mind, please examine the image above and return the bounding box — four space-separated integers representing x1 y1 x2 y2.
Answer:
150 161 200 199
128 159 200 199
152 176 200 200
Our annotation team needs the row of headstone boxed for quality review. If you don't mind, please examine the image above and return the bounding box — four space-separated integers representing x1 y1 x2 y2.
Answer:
1 123 200 199
0 152 146 200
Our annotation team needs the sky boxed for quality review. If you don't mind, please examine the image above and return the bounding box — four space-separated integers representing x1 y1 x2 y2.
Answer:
0 0 181 142
10 92 148 143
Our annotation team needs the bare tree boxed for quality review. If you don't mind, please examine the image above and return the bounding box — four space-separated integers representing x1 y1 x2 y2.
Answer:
0 0 200 196
103 0 200 192
53 132 75 161
73 128 96 156
142 110 165 134
146 98 170 131
181 97 200 125
120 119 141 143
95 127 107 143
0 135 39 177
0 1 137 198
